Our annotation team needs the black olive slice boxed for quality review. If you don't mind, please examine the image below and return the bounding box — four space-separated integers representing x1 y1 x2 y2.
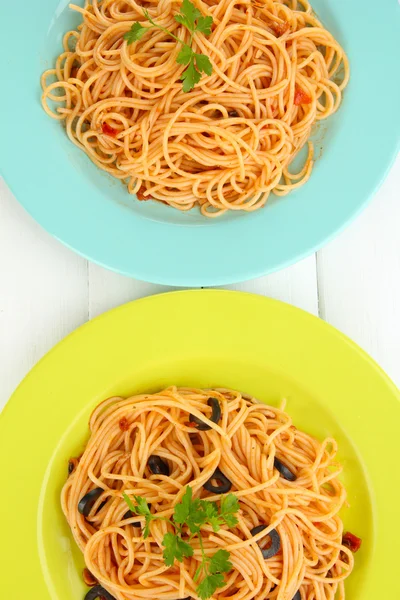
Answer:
148 455 170 476
122 510 141 528
292 592 301 600
122 501 151 528
250 524 281 559
78 488 104 517
68 457 79 475
251 524 267 536
204 467 232 494
96 500 107 513
190 398 221 431
84 585 116 600
274 457 297 482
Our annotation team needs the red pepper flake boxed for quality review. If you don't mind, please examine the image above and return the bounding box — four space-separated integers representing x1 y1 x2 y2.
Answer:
82 568 98 587
294 85 312 105
102 122 118 137
342 532 362 553
119 417 130 431
136 186 153 201
270 21 289 37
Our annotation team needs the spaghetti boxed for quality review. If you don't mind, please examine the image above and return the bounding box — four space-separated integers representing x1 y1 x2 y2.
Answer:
62 387 359 600
41 0 349 217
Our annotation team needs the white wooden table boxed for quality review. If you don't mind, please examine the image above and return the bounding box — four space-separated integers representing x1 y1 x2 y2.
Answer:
1 155 399 410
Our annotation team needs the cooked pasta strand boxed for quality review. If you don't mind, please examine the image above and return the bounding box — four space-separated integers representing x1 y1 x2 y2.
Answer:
63 387 355 600
42 0 349 216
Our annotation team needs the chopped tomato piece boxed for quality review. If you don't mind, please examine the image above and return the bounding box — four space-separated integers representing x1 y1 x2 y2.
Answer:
102 122 118 137
271 21 289 37
82 568 98 587
342 532 362 553
294 85 312 105
119 417 130 431
136 186 153 201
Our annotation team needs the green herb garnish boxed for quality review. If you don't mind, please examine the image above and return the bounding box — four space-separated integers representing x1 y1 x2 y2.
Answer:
196 549 232 600
123 486 239 599
123 0 213 92
163 531 194 566
123 21 148 44
122 492 154 537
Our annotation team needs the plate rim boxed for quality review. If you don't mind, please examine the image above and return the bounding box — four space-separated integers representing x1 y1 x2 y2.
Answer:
2 289 399 403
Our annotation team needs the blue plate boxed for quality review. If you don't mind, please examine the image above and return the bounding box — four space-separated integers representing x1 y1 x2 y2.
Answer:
0 1 399 286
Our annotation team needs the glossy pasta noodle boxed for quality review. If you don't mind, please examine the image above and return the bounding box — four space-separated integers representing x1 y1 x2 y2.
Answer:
41 0 349 217
62 387 360 600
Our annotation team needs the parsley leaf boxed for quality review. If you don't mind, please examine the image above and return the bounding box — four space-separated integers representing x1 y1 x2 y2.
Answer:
173 486 193 524
196 550 232 599
133 495 152 517
178 52 211 92
174 0 202 31
176 45 194 66
122 493 153 538
203 501 220 532
173 489 239 533
122 492 136 513
204 501 219 517
124 22 148 44
209 549 232 574
219 494 240 528
195 15 214 36
194 53 213 76
181 57 202 92
174 486 207 533
163 532 194 567
197 573 225 600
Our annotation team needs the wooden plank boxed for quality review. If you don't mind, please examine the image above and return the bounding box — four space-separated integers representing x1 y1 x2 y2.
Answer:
317 155 400 387
225 256 319 315
88 263 174 319
0 180 89 410
89 256 318 318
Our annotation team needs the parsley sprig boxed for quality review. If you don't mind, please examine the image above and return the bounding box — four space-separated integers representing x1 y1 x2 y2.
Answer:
123 486 239 599
196 547 232 600
123 0 213 92
122 493 156 538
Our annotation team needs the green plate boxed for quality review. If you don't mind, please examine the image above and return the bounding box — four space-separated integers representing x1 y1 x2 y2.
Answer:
0 290 399 599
